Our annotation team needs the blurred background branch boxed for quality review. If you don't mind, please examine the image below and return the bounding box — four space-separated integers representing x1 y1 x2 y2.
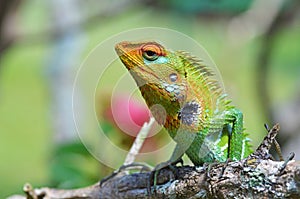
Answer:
1 0 137 48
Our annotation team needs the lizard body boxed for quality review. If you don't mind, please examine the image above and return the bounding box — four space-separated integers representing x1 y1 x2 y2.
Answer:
115 41 252 165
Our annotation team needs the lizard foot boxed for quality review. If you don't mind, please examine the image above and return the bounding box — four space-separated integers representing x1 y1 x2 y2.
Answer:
100 162 152 186
147 158 183 196
205 158 232 180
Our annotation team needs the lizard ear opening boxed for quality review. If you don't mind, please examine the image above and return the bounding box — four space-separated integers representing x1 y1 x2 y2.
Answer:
169 73 178 82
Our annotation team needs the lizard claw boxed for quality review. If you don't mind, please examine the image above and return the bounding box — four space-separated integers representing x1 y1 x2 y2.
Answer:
100 162 152 186
147 158 183 196
205 158 232 179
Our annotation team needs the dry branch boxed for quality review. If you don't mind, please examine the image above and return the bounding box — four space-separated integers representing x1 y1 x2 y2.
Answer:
7 124 300 199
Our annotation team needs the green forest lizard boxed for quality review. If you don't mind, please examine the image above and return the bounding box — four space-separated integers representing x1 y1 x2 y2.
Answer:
115 40 252 167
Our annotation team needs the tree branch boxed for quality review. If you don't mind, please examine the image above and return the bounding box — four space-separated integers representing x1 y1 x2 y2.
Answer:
8 124 300 199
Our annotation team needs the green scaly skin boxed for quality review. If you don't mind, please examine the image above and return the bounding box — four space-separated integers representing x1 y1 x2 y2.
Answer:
115 41 252 166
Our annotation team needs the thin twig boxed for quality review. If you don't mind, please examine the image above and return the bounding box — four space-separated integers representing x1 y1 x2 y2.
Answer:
124 117 155 165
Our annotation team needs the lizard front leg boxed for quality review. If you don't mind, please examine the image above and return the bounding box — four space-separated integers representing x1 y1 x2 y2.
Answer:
224 108 246 161
148 144 184 195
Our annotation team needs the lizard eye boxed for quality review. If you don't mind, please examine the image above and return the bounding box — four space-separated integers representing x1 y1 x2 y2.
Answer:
142 50 158 61
141 43 165 61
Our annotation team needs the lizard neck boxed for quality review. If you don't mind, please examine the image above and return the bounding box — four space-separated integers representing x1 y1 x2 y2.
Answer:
139 83 207 135
139 84 181 132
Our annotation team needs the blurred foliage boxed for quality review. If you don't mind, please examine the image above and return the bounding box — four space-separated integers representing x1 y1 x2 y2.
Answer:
49 142 99 188
160 0 253 14
1 0 299 198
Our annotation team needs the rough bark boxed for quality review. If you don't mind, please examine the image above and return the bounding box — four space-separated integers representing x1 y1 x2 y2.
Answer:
8 124 300 199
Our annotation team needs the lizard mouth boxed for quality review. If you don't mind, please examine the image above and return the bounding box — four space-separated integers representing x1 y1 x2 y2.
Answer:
114 43 126 58
115 42 160 81
115 42 139 70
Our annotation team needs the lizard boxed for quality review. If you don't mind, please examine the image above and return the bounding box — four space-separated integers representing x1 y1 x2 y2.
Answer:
114 40 252 184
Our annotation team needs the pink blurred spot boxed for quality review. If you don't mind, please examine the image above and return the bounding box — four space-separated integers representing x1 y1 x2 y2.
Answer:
106 95 151 136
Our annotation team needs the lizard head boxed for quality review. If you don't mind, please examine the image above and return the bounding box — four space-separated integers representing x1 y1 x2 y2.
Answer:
115 41 189 126
115 41 188 101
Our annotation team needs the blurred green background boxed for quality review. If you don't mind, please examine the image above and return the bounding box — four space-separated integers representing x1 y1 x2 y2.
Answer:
1 0 300 198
